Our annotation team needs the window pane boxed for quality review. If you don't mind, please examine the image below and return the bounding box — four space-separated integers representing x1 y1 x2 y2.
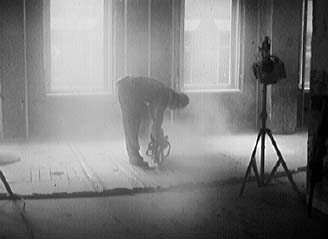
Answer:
184 0 233 90
304 0 312 90
50 0 104 93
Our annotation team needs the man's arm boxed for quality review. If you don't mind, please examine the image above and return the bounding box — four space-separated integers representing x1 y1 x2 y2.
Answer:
149 104 165 143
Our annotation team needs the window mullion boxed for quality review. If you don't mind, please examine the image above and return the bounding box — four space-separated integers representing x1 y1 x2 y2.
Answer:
103 0 110 91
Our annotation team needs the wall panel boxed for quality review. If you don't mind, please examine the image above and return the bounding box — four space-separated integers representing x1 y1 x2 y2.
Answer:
150 0 172 85
0 0 26 138
270 0 302 133
126 0 149 76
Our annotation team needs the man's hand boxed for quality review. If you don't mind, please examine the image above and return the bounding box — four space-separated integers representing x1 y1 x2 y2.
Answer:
158 135 169 150
147 131 170 164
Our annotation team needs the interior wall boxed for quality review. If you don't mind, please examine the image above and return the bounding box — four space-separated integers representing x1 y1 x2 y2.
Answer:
0 0 274 138
0 0 27 138
126 0 149 77
269 0 303 133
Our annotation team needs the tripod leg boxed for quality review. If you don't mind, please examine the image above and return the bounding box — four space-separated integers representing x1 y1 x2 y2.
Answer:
240 131 262 197
266 130 300 195
307 181 315 217
260 128 266 185
280 159 301 195
251 153 261 186
266 159 281 185
252 130 263 186
239 157 254 197
0 170 15 197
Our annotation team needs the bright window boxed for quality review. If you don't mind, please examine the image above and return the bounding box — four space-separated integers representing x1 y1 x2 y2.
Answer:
183 0 240 91
47 0 111 94
299 0 312 91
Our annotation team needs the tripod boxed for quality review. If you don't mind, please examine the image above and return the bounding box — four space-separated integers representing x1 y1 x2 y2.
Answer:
239 82 300 197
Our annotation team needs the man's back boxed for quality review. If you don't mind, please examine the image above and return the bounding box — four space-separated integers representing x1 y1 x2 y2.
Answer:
117 76 170 105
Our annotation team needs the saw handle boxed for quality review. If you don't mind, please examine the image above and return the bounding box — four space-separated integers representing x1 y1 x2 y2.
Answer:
146 135 171 163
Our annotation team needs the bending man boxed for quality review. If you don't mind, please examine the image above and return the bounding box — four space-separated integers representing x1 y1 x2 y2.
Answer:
117 76 189 168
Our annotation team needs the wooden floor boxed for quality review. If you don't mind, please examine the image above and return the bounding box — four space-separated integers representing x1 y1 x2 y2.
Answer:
0 131 307 196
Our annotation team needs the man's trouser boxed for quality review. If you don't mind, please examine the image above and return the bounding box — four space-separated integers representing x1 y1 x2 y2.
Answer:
117 80 147 162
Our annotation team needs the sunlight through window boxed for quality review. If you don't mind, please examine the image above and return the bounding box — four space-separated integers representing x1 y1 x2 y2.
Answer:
49 0 109 93
183 0 240 91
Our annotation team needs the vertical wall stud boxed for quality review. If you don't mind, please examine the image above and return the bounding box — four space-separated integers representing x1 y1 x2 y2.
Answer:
23 0 29 137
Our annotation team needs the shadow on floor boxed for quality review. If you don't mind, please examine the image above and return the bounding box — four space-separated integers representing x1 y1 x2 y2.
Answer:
1 171 328 239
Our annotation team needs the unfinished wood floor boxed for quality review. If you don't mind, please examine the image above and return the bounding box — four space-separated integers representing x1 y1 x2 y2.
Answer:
0 132 307 196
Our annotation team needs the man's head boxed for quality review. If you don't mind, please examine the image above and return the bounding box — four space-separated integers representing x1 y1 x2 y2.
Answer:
168 90 189 109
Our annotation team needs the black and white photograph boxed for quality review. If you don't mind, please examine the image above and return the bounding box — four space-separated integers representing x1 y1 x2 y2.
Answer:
1 0 328 238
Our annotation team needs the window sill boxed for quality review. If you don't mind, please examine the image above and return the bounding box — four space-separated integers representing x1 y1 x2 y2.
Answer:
183 88 241 93
46 91 113 97
300 88 310 93
298 83 310 91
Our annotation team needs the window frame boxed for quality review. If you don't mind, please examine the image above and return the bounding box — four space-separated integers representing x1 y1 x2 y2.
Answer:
299 0 312 92
180 0 242 93
43 0 114 96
